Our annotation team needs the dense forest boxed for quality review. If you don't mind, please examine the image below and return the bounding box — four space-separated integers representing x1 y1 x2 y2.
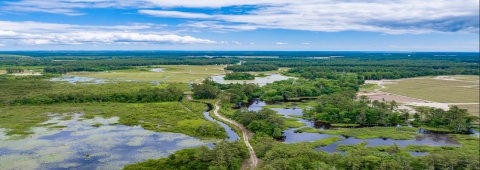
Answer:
1 52 478 78
226 64 278 72
224 72 255 80
231 108 286 139
123 141 248 170
286 66 478 80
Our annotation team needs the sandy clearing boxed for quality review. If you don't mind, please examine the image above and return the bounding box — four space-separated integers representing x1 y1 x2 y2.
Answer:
360 77 479 113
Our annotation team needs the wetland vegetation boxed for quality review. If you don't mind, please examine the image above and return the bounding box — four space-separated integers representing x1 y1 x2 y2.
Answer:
0 51 478 169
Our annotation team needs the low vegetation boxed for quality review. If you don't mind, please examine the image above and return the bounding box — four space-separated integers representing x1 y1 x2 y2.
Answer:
123 141 248 170
382 77 479 103
294 127 420 140
231 108 286 139
224 72 255 80
0 101 227 139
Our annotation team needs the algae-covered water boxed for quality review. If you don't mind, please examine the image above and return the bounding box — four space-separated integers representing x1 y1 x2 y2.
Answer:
0 113 216 169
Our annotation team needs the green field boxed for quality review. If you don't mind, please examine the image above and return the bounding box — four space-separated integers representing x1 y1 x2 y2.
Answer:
455 104 480 117
359 83 381 93
382 76 479 103
68 65 226 83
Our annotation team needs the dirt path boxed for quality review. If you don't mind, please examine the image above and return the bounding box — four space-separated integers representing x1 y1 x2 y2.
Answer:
213 100 258 169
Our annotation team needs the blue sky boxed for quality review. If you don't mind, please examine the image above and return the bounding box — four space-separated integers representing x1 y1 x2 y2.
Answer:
0 0 478 51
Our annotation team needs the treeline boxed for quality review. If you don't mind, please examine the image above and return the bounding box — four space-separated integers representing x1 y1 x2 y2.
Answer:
260 74 361 101
304 92 478 132
224 73 255 80
43 66 131 74
287 66 479 80
5 68 23 74
123 141 248 170
192 73 362 103
304 92 408 125
225 64 278 72
0 75 188 105
1 55 238 69
412 106 478 132
252 135 480 170
231 108 285 139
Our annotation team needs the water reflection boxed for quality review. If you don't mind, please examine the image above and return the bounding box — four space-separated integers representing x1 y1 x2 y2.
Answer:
0 114 215 170
50 76 107 84
244 100 463 154
203 112 239 141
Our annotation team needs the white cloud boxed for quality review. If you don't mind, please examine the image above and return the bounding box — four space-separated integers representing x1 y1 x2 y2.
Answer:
143 1 479 34
276 42 287 45
231 41 241 45
139 10 213 19
1 31 216 45
250 42 255 45
0 21 219 46
302 43 310 45
0 43 6 46
2 0 479 34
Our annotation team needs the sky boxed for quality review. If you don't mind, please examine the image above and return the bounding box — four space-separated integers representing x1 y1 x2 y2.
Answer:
0 0 478 51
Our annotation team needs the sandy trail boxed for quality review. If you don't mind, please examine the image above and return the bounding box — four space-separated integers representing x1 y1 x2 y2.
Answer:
213 100 258 169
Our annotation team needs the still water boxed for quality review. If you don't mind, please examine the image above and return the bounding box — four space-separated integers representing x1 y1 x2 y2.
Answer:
0 108 237 169
245 100 462 154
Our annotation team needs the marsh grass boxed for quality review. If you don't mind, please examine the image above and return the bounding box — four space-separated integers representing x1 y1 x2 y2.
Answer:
262 101 316 110
336 142 368 151
294 127 419 140
0 101 227 139
284 119 306 128
420 126 454 133
68 65 226 83
382 77 479 103
331 123 361 127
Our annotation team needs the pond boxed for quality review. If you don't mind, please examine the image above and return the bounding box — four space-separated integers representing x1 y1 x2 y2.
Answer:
245 100 463 155
211 74 295 87
150 68 164 72
50 76 107 84
0 110 235 169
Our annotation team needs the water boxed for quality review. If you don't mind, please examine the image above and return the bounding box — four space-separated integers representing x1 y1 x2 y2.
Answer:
203 112 239 141
150 68 164 72
245 100 462 154
50 76 107 84
211 74 295 87
0 113 216 170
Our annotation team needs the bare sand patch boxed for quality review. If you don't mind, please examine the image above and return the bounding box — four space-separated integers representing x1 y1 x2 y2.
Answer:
362 93 425 103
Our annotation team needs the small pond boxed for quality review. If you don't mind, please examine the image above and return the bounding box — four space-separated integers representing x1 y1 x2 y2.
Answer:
211 74 295 87
50 76 107 84
0 109 236 169
245 100 463 155
150 68 164 72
